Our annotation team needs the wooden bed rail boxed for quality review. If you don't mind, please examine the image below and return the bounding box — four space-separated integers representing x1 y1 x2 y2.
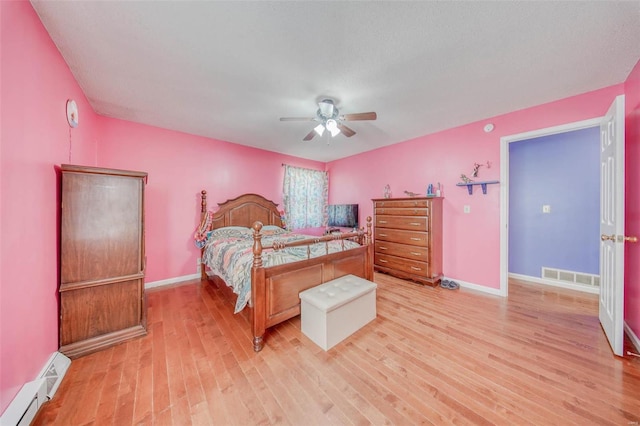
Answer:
251 219 372 267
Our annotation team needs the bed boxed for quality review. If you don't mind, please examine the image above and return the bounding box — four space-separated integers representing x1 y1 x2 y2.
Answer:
196 191 373 352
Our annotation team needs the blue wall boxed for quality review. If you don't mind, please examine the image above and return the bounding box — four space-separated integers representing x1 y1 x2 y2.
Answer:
509 127 600 276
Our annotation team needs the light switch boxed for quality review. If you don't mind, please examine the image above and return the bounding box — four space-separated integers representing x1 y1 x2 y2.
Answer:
543 205 551 213
464 205 471 214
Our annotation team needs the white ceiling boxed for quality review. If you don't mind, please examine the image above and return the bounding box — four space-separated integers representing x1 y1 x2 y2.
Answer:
31 1 640 162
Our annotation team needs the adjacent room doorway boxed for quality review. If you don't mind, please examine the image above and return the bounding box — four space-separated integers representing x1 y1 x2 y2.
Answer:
499 95 627 356
499 116 602 296
507 126 601 292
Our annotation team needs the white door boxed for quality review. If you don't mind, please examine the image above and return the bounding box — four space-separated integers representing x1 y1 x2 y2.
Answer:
599 95 625 356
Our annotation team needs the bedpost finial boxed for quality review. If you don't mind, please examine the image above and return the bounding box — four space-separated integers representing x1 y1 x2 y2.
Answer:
201 190 208 214
252 221 264 268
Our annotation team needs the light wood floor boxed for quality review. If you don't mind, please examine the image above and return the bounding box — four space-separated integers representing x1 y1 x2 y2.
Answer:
34 273 640 425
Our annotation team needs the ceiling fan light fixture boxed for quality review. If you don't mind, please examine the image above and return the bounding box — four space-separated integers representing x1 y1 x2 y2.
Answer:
280 98 375 141
326 119 340 137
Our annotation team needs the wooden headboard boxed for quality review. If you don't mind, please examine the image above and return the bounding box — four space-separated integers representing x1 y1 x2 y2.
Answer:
201 191 284 229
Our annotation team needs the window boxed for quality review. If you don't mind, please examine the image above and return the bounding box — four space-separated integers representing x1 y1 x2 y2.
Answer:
282 165 328 229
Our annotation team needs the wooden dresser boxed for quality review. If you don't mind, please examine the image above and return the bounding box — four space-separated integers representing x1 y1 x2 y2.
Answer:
59 165 147 358
372 197 443 286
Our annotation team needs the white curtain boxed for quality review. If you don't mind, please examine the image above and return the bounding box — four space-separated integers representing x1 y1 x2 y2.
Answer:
282 165 328 229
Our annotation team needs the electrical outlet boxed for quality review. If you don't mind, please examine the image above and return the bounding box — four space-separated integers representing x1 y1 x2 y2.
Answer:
463 205 471 214
542 205 551 213
197 258 202 273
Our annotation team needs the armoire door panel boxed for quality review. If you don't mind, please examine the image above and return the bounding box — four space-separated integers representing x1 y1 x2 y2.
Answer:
61 173 143 283
59 279 142 346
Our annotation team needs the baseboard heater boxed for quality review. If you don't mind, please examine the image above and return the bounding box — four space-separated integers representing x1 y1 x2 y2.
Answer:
1 352 71 425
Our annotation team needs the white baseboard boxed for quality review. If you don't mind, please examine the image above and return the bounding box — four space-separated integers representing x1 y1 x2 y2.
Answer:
145 273 200 289
624 322 640 355
508 272 599 294
443 277 504 297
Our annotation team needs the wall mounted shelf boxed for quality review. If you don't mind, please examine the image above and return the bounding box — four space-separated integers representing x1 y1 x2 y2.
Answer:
456 180 499 195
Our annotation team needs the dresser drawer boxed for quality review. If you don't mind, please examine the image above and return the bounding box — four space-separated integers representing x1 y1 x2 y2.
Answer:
375 253 429 277
375 207 428 217
376 215 428 231
374 199 429 208
375 241 428 260
375 228 428 246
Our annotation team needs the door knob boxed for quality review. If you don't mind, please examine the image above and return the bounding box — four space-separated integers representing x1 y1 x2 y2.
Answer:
601 234 638 242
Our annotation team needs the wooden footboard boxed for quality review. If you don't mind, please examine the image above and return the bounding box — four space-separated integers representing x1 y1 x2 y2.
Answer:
249 221 373 351
197 191 373 352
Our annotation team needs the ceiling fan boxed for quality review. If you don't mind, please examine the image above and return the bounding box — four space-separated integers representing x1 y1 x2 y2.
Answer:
280 99 377 141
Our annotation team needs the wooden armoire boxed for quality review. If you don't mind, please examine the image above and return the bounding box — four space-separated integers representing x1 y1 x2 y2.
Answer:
59 164 147 358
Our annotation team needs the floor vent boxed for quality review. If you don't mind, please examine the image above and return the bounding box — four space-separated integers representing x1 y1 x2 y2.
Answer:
543 268 559 280
541 267 599 287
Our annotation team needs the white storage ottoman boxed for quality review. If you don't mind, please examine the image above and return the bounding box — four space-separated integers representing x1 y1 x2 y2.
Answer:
299 274 377 351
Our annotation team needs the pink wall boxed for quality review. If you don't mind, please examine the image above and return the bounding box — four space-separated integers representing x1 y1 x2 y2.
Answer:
328 85 624 290
96 118 323 283
2 0 639 415
624 59 640 335
0 1 100 412
1 1 322 410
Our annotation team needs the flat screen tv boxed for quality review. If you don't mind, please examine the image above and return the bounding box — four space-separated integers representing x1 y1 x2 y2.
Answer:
327 204 359 228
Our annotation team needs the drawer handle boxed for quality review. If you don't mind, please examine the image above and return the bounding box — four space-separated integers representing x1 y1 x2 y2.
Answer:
379 246 388 250
379 259 389 263
410 266 422 271
410 252 421 256
409 222 420 226
410 237 421 241
379 234 388 237
379 220 388 224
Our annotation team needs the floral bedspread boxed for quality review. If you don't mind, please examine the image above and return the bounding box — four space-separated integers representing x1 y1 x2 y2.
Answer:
201 228 360 313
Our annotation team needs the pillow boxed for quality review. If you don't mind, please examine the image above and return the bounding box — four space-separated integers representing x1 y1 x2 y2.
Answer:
260 225 287 235
209 226 252 240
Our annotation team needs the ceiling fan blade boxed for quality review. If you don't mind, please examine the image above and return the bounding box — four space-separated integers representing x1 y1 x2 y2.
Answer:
303 129 316 141
280 117 316 122
341 112 377 121
337 123 356 137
